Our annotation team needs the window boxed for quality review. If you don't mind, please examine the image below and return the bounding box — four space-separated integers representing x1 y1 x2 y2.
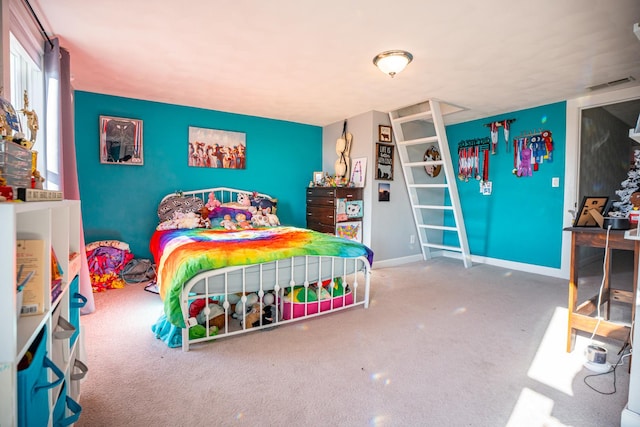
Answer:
9 32 55 189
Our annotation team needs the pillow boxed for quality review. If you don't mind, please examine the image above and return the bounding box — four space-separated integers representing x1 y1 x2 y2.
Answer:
158 195 205 222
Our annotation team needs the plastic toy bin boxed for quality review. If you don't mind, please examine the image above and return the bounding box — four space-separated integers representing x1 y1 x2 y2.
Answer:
282 291 353 320
18 325 64 427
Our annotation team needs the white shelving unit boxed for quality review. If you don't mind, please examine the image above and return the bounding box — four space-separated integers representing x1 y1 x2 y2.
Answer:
0 200 86 427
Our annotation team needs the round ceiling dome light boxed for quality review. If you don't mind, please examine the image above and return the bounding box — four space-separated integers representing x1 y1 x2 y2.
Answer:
373 50 413 78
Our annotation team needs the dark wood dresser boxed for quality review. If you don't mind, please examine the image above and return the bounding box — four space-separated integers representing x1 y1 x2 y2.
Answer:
306 186 363 241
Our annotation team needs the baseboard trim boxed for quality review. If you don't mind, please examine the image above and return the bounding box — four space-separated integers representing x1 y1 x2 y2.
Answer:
372 251 565 279
372 254 423 269
441 252 565 279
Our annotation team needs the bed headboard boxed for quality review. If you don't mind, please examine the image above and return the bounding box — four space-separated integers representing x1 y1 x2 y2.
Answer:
161 187 273 204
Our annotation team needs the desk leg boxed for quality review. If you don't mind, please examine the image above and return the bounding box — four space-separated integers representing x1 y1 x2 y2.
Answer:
567 234 578 352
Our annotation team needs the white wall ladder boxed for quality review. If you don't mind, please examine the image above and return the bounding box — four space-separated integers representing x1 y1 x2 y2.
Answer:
389 99 471 268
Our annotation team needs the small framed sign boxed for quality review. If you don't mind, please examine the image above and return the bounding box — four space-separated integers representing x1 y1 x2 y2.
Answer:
378 125 392 143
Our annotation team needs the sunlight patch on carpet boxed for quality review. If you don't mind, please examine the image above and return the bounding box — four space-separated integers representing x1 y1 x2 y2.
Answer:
527 306 590 396
506 387 568 427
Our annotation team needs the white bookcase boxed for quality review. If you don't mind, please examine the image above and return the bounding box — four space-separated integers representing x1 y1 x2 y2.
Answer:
0 200 86 426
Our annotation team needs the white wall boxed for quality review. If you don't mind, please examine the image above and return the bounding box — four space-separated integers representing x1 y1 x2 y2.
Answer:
323 111 421 266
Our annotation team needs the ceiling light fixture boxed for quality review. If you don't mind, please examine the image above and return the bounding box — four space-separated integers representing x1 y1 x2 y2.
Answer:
373 50 413 78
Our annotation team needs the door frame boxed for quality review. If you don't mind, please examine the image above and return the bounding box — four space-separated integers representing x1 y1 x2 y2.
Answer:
561 85 640 278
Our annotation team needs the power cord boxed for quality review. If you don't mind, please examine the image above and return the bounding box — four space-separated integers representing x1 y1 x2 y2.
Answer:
588 224 612 342
583 342 631 395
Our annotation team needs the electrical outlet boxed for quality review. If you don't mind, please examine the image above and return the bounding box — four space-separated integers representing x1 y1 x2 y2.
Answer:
552 177 560 187
410 235 415 244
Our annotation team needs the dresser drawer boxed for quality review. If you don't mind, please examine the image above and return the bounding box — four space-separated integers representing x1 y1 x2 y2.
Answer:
306 220 336 234
306 187 337 198
334 187 363 200
306 195 336 207
307 206 335 222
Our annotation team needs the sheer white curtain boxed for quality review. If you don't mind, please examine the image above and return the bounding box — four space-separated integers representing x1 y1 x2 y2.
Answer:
44 38 95 314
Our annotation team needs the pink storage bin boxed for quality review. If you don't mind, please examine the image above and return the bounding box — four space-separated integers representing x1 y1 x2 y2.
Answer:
282 291 353 320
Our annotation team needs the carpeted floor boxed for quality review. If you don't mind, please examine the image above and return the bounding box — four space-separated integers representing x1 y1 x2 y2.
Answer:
75 257 632 426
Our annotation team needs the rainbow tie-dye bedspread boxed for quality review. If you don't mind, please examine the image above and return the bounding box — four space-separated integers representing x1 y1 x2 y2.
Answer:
150 226 374 328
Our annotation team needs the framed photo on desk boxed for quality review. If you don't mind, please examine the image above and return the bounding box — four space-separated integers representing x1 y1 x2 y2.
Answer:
573 196 608 227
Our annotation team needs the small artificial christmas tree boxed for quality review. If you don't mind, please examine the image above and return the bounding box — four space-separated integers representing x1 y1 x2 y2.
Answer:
612 148 640 217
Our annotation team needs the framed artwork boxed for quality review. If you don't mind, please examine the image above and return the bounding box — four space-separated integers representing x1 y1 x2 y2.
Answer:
573 196 608 227
336 220 362 242
378 125 392 143
350 157 366 187
313 171 323 186
378 183 390 202
99 116 143 165
188 126 246 169
376 143 394 180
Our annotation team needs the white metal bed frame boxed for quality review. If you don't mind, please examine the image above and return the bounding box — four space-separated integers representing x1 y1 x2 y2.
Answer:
158 187 371 351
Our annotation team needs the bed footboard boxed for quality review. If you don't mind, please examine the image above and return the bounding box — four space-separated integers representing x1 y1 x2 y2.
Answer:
179 255 371 351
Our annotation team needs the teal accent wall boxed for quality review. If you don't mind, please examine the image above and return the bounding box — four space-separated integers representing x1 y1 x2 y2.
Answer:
74 92 322 259
445 102 566 268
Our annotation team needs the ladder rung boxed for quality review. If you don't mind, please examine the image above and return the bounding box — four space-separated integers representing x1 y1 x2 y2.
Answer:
419 224 459 232
413 204 454 210
391 110 433 125
409 183 449 189
397 136 438 146
404 160 444 168
423 243 463 252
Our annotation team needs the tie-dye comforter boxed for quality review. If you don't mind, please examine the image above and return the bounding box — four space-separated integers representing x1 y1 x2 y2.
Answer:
150 226 374 328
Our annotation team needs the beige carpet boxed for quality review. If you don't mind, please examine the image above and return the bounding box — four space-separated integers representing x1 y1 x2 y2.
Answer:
75 257 631 426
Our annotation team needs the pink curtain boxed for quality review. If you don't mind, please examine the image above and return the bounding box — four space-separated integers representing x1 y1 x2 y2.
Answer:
45 38 95 314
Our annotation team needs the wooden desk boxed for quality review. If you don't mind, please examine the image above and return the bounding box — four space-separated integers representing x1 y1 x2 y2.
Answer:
565 227 639 352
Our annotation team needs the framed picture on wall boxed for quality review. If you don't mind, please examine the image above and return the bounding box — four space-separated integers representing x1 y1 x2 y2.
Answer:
378 125 392 143
188 126 246 169
99 116 143 165
378 183 390 202
376 143 394 180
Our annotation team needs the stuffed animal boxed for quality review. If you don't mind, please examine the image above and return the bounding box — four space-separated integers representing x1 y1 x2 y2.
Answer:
198 206 211 228
237 192 252 207
251 213 270 227
260 304 277 326
235 212 252 229
196 303 226 330
242 302 264 329
157 211 205 230
266 213 280 226
206 192 221 210
190 298 226 331
251 192 277 214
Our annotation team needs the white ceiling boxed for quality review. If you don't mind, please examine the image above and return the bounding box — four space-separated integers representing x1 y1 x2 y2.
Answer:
33 0 640 127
